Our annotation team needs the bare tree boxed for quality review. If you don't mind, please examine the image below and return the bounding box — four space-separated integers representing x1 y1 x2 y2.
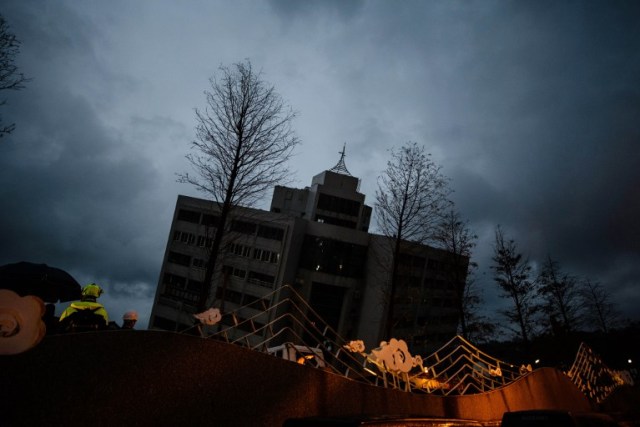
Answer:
580 279 620 334
1 14 29 138
375 142 451 339
432 209 476 339
179 60 299 312
458 264 497 344
491 226 538 348
537 255 583 335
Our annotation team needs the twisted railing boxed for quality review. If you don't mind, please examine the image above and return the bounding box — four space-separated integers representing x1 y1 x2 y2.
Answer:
182 285 537 395
181 284 633 401
565 342 634 403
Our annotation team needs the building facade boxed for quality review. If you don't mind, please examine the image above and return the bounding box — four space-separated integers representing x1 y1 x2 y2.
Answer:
149 154 468 354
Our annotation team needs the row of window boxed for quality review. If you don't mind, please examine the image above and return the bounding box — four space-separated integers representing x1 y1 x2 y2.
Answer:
167 250 277 288
314 214 357 229
317 193 361 216
230 220 284 241
173 230 215 248
231 243 279 264
177 208 219 227
299 235 367 278
221 264 276 288
177 208 285 242
161 273 203 305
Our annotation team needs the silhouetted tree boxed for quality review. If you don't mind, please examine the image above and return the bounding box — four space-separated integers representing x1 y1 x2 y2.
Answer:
458 265 497 344
433 209 476 339
537 255 583 335
375 142 451 339
580 280 620 334
1 14 29 138
491 226 538 348
179 60 299 312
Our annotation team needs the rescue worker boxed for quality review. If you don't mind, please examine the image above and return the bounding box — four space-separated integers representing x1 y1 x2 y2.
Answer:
58 283 109 332
121 310 138 329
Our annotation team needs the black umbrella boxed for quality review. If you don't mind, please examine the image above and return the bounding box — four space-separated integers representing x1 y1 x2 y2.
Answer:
0 261 82 303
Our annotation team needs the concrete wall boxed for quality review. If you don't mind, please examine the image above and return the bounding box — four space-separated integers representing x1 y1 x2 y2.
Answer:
0 331 595 426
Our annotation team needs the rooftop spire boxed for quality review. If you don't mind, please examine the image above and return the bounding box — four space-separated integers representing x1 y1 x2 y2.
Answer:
329 143 352 176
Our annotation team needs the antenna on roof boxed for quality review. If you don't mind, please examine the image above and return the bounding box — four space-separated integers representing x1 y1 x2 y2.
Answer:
329 143 352 176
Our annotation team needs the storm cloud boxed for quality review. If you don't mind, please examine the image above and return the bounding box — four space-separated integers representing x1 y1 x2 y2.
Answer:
1 0 638 328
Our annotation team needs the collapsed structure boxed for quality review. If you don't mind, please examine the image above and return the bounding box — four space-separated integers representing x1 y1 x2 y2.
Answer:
149 152 468 354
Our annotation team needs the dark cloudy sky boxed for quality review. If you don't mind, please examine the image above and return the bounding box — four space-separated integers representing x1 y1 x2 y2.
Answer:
1 1 639 331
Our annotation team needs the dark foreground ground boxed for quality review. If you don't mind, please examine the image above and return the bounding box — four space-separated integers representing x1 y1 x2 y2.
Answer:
0 331 637 426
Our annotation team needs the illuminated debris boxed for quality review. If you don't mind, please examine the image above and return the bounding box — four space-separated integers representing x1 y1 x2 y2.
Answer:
194 308 222 325
519 364 533 375
371 339 415 373
0 289 46 355
267 342 327 369
343 340 365 353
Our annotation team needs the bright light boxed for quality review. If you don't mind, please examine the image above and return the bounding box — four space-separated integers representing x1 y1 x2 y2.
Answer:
535 359 540 364
628 359 633 364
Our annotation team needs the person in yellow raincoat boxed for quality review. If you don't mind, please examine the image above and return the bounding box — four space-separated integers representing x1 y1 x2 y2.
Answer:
59 283 109 332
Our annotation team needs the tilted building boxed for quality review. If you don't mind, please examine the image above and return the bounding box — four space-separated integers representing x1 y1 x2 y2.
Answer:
149 153 468 354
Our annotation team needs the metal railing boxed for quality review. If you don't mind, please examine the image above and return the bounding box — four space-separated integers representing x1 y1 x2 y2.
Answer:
180 284 634 401
565 342 632 403
178 284 539 395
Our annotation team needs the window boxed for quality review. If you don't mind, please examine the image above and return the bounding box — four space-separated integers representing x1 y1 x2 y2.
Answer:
317 194 360 216
253 248 279 263
167 251 190 267
299 236 367 278
161 275 198 304
192 258 206 269
314 214 357 229
223 265 246 279
257 225 284 241
231 220 257 235
163 273 186 287
248 271 275 288
187 280 203 292
177 209 200 224
180 232 195 245
232 243 251 258
242 294 270 310
201 214 219 227
215 287 242 305
174 231 196 245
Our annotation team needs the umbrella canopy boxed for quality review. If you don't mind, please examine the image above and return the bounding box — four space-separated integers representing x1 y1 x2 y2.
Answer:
0 262 82 303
